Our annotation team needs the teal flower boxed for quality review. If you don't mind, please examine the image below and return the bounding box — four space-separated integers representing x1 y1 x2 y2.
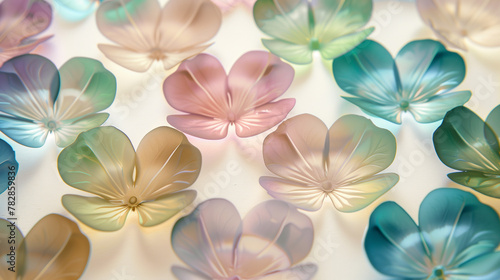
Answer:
365 188 500 279
434 105 500 198
333 40 471 124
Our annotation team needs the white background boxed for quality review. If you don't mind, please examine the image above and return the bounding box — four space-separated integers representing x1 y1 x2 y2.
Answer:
2 0 500 279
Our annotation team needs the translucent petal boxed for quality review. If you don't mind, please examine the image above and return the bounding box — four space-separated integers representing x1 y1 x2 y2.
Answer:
58 126 135 200
54 57 116 121
257 264 317 280
395 40 466 101
484 104 500 137
418 188 500 270
156 0 221 51
0 115 49 147
0 139 18 195
409 91 472 123
341 96 402 124
160 44 212 71
97 44 153 72
18 214 89 279
211 0 239 12
451 252 500 278
364 201 430 278
0 36 52 67
172 266 211 280
171 199 242 278
448 172 500 198
417 0 500 49
134 127 202 199
433 106 500 174
261 39 313 65
137 190 196 227
54 0 99 21
62 195 131 231
96 0 160 51
167 114 230 140
239 200 314 266
318 27 374 60
54 113 109 147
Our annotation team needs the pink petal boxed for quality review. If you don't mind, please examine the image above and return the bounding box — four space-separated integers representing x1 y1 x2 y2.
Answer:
239 200 314 268
258 264 317 280
0 36 52 67
211 0 238 12
98 44 154 72
262 114 328 186
171 199 242 278
234 98 295 138
167 114 229 140
227 51 294 113
157 0 222 51
163 53 229 117
96 0 160 52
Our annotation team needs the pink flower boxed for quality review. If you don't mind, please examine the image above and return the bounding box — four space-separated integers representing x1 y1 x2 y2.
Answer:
163 51 295 140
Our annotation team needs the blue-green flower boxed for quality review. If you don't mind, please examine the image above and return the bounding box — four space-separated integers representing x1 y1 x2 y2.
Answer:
365 188 500 279
333 40 471 124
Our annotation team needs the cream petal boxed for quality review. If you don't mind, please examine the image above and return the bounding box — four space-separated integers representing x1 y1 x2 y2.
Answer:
134 127 202 199
257 264 317 280
137 191 196 227
54 113 109 148
97 44 154 72
172 266 212 280
160 44 212 71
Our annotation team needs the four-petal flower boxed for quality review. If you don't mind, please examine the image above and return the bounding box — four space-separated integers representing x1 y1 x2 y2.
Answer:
172 198 317 280
58 126 202 231
333 39 471 124
260 114 399 211
365 188 500 279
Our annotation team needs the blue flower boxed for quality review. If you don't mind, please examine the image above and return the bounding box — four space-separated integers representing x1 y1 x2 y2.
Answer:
365 188 500 279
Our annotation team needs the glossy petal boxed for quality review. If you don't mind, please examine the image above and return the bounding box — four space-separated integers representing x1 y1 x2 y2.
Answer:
417 0 500 50
0 55 116 148
59 126 201 231
254 0 373 64
365 188 500 279
258 264 317 280
18 214 90 279
333 39 471 124
96 0 222 72
261 114 398 211
54 0 100 21
164 51 295 140
0 139 18 195
0 0 52 66
172 199 315 279
211 0 256 12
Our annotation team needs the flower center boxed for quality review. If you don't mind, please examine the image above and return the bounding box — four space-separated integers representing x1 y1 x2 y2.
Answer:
43 119 59 132
149 48 165 61
127 196 140 211
400 100 410 111
432 266 446 280
320 181 334 192
309 38 321 50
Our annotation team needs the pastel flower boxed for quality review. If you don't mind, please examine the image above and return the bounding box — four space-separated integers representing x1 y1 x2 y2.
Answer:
0 54 116 148
365 188 500 279
0 138 18 195
253 0 374 64
333 39 471 124
96 0 222 72
172 198 317 280
0 214 90 280
58 126 201 231
434 105 500 199
0 0 52 67
163 51 295 140
260 114 399 212
417 0 500 50
211 0 255 12
53 0 102 21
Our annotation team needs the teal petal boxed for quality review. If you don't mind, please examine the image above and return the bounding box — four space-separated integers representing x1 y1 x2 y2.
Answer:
0 139 18 195
364 201 430 278
54 0 101 21
409 90 472 123
485 104 500 137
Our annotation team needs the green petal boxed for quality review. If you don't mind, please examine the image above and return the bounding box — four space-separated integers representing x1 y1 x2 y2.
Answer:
58 126 135 200
409 90 471 123
137 190 196 227
62 195 131 231
54 113 109 147
0 218 23 280
262 39 313 64
364 201 430 278
433 106 500 174
319 27 374 60
419 188 500 270
448 172 500 198
485 104 500 137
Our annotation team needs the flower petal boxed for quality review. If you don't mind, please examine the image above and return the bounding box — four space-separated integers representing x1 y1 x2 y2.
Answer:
96 0 160 51
395 40 466 101
234 99 295 138
261 39 313 65
54 57 116 121
451 251 500 278
54 113 109 148
58 126 135 200
257 263 317 280
318 27 374 60
172 266 212 280
0 218 22 280
137 190 196 227
0 138 18 195
409 90 471 123
97 44 154 72
326 114 397 183
433 106 500 174
0 116 49 147
62 195 131 231
163 53 229 118
418 188 500 269
259 176 327 211
364 201 430 278
53 0 99 21
263 114 328 186
134 126 202 199
448 172 500 198
341 96 402 124
0 35 52 67
254 0 311 45
328 173 399 213
167 114 230 140
156 0 221 51
485 104 500 137
18 214 89 279
172 198 242 278
240 200 314 267
160 44 212 71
